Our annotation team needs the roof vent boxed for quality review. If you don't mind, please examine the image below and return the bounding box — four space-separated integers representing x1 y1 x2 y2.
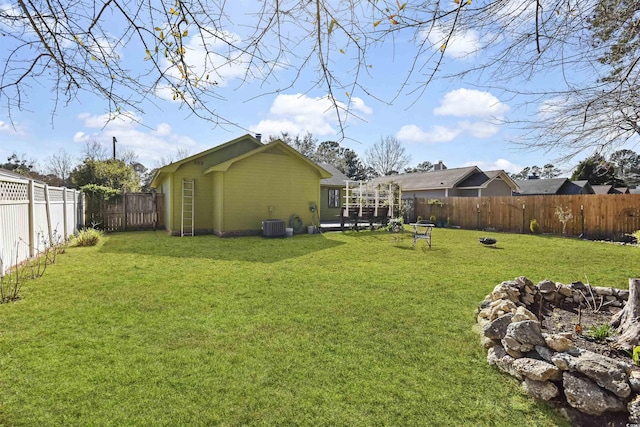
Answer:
255 133 262 141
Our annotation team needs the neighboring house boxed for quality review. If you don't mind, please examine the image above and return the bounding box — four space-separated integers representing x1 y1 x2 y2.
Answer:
369 166 518 199
513 178 594 196
150 134 332 236
318 163 349 222
591 185 630 194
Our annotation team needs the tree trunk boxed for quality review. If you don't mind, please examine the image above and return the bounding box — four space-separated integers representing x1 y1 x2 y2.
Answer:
612 278 640 350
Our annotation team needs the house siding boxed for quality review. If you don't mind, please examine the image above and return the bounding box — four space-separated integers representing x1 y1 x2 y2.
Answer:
481 179 512 197
320 185 343 221
212 171 224 233
401 190 447 199
450 188 478 197
160 174 173 233
170 161 214 233
221 150 320 233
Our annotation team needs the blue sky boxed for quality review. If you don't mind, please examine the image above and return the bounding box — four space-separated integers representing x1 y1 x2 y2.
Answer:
0 1 604 176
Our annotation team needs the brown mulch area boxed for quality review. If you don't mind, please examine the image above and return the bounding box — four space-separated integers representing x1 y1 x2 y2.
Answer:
534 299 631 427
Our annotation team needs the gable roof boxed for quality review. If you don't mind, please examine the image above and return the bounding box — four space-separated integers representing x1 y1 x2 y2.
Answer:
514 178 594 195
592 184 619 194
457 170 519 191
150 134 263 188
514 178 567 194
204 140 332 178
318 163 349 186
369 166 481 191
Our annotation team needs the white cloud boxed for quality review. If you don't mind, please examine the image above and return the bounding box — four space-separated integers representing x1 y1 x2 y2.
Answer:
397 124 461 144
350 97 373 115
463 159 523 174
458 121 500 139
73 112 206 166
434 88 510 118
0 120 25 136
251 93 372 138
424 25 482 60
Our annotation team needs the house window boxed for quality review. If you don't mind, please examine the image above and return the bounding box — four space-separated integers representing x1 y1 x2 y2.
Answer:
328 188 340 208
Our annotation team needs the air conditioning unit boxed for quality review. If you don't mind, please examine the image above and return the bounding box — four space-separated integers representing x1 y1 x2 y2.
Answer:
262 219 286 237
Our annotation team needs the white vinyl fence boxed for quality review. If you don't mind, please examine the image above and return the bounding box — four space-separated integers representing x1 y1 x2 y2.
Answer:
0 174 83 276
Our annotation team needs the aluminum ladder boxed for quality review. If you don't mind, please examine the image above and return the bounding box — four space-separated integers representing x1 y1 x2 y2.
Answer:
181 179 194 236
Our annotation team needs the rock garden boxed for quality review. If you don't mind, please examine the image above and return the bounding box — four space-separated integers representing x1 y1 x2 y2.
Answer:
476 276 640 426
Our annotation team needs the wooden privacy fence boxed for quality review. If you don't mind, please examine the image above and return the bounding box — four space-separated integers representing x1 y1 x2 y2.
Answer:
86 193 164 232
412 194 640 240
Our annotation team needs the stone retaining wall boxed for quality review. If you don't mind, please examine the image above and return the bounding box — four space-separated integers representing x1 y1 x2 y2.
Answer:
475 277 638 421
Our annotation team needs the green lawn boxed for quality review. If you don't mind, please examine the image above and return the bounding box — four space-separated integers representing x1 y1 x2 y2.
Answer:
1 228 638 426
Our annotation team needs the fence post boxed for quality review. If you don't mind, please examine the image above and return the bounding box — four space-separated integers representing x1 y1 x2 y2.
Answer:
123 192 127 231
28 179 35 258
63 187 68 238
44 184 53 245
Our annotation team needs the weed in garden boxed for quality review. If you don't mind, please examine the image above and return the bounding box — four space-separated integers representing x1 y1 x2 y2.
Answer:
587 323 612 341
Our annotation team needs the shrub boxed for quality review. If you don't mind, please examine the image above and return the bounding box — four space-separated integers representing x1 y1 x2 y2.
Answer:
73 228 104 247
429 215 436 223
529 219 540 234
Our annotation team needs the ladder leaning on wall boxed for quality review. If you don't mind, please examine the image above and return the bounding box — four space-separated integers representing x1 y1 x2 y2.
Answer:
181 179 195 236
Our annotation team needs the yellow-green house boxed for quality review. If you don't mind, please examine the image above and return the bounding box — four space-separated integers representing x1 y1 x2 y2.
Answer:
318 163 349 222
150 134 332 236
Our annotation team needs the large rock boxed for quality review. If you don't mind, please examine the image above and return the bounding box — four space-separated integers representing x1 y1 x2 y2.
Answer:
514 276 534 290
502 320 546 357
488 345 523 380
534 345 554 363
512 358 562 381
490 282 521 304
512 306 537 322
483 313 514 340
487 299 518 321
521 378 559 401
552 350 632 398
544 333 575 352
563 372 626 416
537 279 557 294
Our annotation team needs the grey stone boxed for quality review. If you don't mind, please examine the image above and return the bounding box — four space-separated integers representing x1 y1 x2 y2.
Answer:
557 284 573 297
551 350 631 398
512 357 562 381
521 293 535 305
521 378 559 401
490 282 521 304
544 334 575 352
505 320 546 347
537 279 557 294
593 286 613 296
629 395 640 423
616 289 630 300
488 345 523 380
483 313 514 340
514 276 534 289
501 336 524 358
488 299 518 321
512 306 537 322
551 352 575 371
563 372 626 416
534 345 554 363
629 370 640 394
574 351 631 398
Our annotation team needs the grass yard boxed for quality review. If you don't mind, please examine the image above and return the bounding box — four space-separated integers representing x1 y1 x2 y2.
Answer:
1 228 639 426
